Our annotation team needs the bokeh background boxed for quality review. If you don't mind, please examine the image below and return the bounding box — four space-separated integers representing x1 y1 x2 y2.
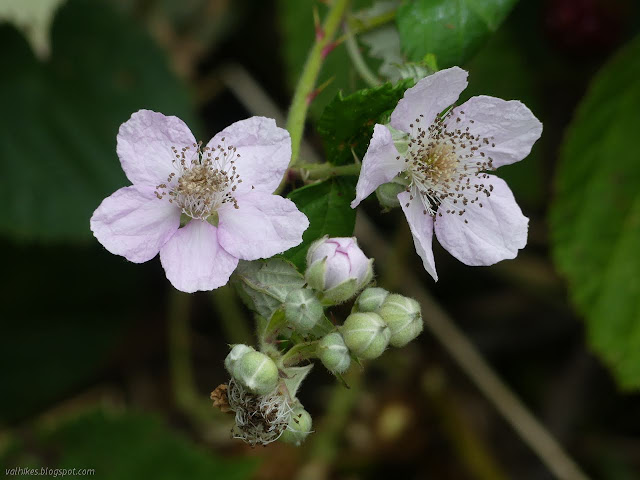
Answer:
1 0 640 479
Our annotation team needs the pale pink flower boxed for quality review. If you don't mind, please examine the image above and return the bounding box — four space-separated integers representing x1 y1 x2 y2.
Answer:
306 236 371 290
91 110 309 293
351 67 542 280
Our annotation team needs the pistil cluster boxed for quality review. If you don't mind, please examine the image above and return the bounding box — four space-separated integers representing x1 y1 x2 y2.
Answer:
402 111 496 222
154 138 243 220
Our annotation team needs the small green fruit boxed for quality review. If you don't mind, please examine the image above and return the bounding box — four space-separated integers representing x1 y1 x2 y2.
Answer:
233 351 279 395
224 344 254 376
340 312 390 360
355 287 389 312
379 294 423 347
280 407 312 446
318 332 351 374
284 288 323 332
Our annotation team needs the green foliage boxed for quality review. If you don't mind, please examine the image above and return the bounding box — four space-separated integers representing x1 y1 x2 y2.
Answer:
284 177 357 270
233 258 306 319
0 0 196 241
396 0 518 68
318 80 413 166
550 35 640 390
1 408 258 480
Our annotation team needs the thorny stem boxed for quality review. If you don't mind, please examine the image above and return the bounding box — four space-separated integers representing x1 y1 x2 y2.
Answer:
279 0 351 193
344 21 380 87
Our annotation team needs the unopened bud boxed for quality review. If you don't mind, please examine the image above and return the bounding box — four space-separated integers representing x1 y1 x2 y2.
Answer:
340 312 390 360
305 236 374 304
318 332 351 374
284 288 323 332
355 287 389 312
279 407 313 446
233 351 279 395
225 344 255 375
379 294 423 347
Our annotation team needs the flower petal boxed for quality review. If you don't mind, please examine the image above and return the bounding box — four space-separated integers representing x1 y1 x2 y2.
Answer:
449 96 542 168
159 220 239 293
117 110 197 186
206 117 291 194
217 192 309 260
90 185 180 263
398 191 438 281
434 175 528 266
351 124 403 208
390 67 468 134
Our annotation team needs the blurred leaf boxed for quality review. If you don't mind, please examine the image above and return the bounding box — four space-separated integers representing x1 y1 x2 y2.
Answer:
0 0 196 241
278 0 376 119
361 26 404 82
318 80 413 166
462 28 544 208
0 0 65 58
550 35 640 390
1 408 258 480
233 259 305 319
284 177 357 270
0 241 159 423
396 0 518 68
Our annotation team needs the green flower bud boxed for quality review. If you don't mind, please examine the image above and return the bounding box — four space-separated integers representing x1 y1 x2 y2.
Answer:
318 332 351 374
378 294 423 347
224 344 255 376
284 288 323 332
375 182 404 209
340 312 390 360
279 407 313 446
355 287 389 313
233 351 279 395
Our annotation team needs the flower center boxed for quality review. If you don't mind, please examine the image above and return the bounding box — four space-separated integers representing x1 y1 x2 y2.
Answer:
154 138 242 221
401 111 496 222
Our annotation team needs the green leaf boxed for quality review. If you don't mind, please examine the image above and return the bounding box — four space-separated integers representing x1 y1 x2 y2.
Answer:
0 0 196 241
318 80 413 166
1 408 258 480
233 258 305 319
549 35 640 390
396 0 518 68
284 177 357 270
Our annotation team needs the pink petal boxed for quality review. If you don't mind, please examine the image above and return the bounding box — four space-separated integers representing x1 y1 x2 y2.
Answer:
449 96 542 168
434 175 528 266
205 117 291 195
217 192 309 261
117 110 197 186
90 185 180 263
159 220 239 293
390 67 468 135
398 191 438 281
351 124 403 208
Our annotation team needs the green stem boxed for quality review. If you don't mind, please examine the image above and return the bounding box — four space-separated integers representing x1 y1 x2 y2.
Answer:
283 0 351 173
300 162 361 180
167 290 221 424
344 22 380 87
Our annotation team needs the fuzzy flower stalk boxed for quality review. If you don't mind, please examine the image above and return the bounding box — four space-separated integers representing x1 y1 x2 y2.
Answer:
90 110 309 292
351 67 543 280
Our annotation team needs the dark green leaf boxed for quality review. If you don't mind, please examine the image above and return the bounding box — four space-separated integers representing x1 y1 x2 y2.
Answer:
0 0 197 241
318 81 413 166
396 0 518 68
284 177 357 270
1 408 258 480
550 35 640 390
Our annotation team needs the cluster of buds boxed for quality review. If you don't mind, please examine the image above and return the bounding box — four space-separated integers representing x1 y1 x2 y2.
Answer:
216 236 423 447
